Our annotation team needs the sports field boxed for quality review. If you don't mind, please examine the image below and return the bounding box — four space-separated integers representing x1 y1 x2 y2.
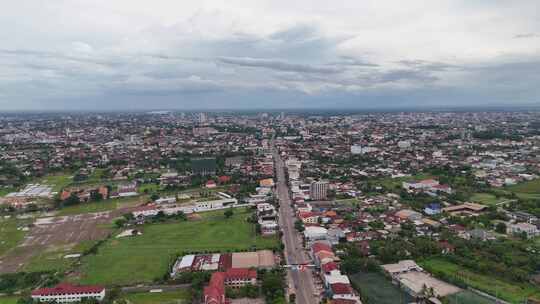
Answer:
420 258 540 303
507 179 540 194
350 272 413 304
77 208 278 286
470 193 506 206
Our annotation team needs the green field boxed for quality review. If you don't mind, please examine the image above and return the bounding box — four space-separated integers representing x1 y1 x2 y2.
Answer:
470 193 506 206
77 208 278 286
23 241 97 272
443 291 496 304
37 173 73 192
0 296 20 304
56 196 142 216
122 290 191 304
420 258 540 303
350 272 413 304
0 218 28 257
507 179 540 194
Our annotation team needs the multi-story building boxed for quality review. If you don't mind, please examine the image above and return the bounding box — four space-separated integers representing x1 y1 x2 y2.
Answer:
31 283 105 303
310 181 329 200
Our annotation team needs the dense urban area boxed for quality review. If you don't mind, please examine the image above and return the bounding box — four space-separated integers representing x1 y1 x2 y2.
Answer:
0 111 540 304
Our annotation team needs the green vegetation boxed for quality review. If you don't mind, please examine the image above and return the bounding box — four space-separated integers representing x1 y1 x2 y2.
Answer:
470 193 506 206
56 197 141 216
443 291 496 304
420 258 540 303
0 296 19 304
350 272 412 304
0 218 28 257
23 241 97 273
121 290 191 304
77 208 278 286
37 174 73 192
507 179 540 194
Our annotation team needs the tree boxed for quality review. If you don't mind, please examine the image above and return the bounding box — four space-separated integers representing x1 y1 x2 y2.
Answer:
150 193 160 201
495 222 507 234
224 208 234 218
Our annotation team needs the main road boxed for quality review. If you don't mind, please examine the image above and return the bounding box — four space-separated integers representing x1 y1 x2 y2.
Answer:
273 145 318 304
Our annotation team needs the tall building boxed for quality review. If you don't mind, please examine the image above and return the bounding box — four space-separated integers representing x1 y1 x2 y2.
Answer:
310 181 329 200
198 112 207 124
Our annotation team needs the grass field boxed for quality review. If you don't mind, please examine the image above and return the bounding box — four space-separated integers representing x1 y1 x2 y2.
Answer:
350 272 413 304
0 296 20 304
37 173 73 192
0 218 28 257
23 240 97 272
507 179 540 194
121 290 191 304
470 193 506 206
56 196 143 216
77 208 278 286
443 291 496 304
420 258 540 303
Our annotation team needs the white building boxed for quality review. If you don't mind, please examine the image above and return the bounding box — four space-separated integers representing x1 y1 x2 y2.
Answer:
310 181 329 200
31 283 105 303
509 222 539 238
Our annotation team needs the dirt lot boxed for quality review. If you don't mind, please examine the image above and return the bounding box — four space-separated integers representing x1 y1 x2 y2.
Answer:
0 208 135 273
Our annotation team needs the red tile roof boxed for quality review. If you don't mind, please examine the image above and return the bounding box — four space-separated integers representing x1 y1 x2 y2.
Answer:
225 268 257 280
204 272 225 304
312 242 332 254
331 283 353 295
322 261 339 273
32 283 104 296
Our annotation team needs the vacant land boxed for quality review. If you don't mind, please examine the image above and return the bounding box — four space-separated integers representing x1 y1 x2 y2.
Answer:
470 193 506 206
0 218 28 257
420 258 540 303
122 290 191 304
37 173 73 192
23 240 97 273
56 196 142 216
350 272 413 304
507 179 540 194
77 208 278 286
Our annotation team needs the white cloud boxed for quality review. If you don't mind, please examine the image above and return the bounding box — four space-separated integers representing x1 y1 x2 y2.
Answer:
0 0 539 109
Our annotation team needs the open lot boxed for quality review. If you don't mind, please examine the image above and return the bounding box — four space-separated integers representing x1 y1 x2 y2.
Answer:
36 173 73 192
420 258 540 303
0 218 28 257
121 290 191 304
350 272 413 304
56 196 143 216
507 179 540 194
470 193 507 206
0 208 135 273
76 208 279 286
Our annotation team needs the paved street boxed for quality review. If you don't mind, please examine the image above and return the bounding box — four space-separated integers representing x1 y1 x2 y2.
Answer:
273 146 319 304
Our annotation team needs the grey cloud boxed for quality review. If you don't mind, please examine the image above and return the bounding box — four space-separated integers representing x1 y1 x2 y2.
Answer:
217 57 341 74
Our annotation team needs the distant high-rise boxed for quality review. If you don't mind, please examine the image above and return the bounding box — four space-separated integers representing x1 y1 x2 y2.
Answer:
198 112 207 124
310 181 329 200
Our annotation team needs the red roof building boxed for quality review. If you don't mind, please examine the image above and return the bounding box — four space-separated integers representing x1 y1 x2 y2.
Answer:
31 283 105 302
204 272 226 304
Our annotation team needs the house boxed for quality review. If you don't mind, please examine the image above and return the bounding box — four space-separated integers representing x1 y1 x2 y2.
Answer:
31 283 105 303
203 268 257 303
508 222 539 238
304 226 328 242
299 211 319 224
395 209 422 221
443 203 487 216
424 203 442 215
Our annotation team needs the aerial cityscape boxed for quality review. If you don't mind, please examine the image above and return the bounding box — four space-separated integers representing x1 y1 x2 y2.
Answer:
1 1 540 304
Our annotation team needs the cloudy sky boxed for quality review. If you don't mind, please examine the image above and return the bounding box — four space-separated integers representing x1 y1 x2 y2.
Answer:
1 0 540 110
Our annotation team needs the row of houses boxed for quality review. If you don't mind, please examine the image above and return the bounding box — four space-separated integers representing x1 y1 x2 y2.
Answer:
311 241 362 304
